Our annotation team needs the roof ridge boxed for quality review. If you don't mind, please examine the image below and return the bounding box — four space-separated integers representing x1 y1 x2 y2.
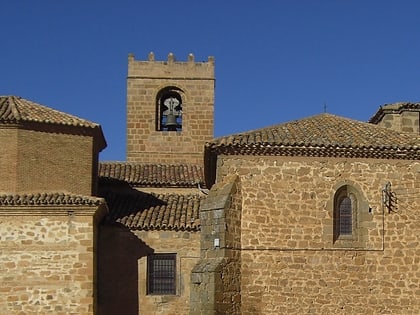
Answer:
8 96 22 120
0 95 100 128
205 113 420 160
0 95 20 120
209 113 338 140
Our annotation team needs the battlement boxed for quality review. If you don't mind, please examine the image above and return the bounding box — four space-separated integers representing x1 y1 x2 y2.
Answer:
127 52 215 79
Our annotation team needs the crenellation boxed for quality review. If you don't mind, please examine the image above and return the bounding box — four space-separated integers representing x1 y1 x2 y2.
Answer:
127 54 215 79
168 52 175 63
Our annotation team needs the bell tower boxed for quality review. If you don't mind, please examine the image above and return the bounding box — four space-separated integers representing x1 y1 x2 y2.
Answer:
126 52 215 165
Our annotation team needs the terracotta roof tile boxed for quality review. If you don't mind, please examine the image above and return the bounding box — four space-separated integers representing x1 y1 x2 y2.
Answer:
0 192 104 206
99 162 205 187
205 113 420 160
101 191 202 231
0 95 100 128
369 102 420 124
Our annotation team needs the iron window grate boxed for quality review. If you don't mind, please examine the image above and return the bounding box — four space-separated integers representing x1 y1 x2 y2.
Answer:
147 253 176 295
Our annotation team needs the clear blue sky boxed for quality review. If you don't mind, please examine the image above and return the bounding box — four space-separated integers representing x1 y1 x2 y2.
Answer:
2 1 420 161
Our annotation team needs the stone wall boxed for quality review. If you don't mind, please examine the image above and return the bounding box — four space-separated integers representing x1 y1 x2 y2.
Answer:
215 155 420 314
98 227 200 315
137 230 200 315
191 175 242 315
375 111 420 134
126 53 215 165
0 205 106 315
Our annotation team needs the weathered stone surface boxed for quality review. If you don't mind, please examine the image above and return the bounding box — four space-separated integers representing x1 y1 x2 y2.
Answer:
213 155 420 314
0 205 105 315
191 175 241 314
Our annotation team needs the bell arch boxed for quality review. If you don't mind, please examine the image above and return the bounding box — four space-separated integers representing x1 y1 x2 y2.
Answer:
126 53 214 164
156 86 184 132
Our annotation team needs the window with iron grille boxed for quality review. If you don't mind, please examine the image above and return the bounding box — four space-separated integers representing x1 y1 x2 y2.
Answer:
147 254 176 295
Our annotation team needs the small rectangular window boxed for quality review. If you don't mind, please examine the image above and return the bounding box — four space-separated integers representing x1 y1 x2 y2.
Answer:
147 253 176 295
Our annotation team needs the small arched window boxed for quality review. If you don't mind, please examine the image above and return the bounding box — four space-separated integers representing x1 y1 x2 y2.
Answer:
334 185 357 241
156 87 183 132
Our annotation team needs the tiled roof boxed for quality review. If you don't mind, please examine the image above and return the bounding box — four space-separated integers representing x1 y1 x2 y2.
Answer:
205 113 420 160
0 192 104 206
99 162 205 187
369 102 420 124
0 95 100 128
101 191 202 231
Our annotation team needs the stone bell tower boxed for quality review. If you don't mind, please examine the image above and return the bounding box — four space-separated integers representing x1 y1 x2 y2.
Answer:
126 52 215 165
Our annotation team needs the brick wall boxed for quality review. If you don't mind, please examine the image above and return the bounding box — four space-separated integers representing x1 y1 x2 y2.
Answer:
126 53 215 165
0 126 96 196
17 129 95 195
0 126 18 192
0 205 106 315
213 155 420 314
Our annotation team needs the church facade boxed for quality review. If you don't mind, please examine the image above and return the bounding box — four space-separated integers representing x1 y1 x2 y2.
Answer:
0 53 419 314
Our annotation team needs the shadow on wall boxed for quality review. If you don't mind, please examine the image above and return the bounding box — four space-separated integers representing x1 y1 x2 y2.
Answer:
96 180 163 315
97 224 152 315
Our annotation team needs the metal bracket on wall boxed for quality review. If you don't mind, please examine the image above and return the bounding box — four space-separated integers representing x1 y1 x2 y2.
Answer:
382 182 397 213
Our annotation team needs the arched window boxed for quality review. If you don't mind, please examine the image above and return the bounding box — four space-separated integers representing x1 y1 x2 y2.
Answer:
334 185 357 241
326 181 374 248
156 87 183 131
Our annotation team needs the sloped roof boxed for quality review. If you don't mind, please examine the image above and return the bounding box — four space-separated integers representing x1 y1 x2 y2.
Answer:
0 96 99 128
0 95 106 150
0 192 104 206
205 113 420 159
203 113 420 187
101 191 202 231
99 162 205 187
369 102 420 124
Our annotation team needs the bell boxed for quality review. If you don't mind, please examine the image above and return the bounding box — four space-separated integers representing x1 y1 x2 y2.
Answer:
165 113 177 127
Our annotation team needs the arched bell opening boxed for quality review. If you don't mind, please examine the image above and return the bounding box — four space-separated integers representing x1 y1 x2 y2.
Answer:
156 87 183 132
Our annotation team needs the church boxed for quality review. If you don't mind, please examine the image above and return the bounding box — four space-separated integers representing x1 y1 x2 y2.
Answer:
0 53 419 314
